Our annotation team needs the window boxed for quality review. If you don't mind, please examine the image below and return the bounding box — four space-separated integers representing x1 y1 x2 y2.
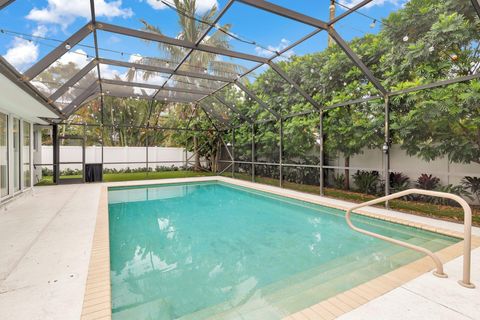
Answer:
0 113 8 198
23 122 31 188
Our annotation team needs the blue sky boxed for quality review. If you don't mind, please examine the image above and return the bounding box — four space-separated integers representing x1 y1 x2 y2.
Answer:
0 0 406 81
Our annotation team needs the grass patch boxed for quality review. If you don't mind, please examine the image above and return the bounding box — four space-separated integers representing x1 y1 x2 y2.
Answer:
35 170 214 186
103 170 214 182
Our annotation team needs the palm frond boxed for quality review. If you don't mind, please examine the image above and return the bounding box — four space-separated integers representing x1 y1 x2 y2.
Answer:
203 24 232 49
209 60 248 78
140 19 186 59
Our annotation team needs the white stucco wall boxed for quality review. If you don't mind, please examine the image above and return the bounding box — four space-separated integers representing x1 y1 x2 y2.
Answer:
329 145 480 183
328 144 480 204
39 146 195 171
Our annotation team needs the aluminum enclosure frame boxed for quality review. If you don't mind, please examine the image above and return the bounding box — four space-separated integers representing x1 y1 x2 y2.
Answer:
0 0 478 197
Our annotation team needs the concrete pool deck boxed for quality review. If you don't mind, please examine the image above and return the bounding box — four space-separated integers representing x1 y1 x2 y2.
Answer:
0 176 479 319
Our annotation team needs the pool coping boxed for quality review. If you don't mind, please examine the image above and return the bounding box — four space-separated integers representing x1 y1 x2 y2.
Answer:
80 176 480 320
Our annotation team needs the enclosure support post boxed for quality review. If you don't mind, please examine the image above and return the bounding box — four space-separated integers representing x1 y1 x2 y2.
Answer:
232 128 235 178
145 130 149 176
319 111 324 196
82 124 86 183
100 124 104 179
384 96 390 208
251 123 255 182
184 147 188 170
52 124 59 184
279 118 283 188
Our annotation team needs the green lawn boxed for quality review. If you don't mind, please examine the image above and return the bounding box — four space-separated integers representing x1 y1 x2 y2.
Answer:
104 170 214 182
35 170 214 186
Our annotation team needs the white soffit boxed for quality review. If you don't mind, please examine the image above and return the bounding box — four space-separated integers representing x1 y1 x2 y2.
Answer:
0 73 59 124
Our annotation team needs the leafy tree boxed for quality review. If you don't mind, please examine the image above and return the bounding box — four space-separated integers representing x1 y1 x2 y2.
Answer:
391 81 480 164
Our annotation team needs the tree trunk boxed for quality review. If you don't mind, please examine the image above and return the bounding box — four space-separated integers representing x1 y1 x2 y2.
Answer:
344 155 350 190
211 140 220 173
193 135 201 171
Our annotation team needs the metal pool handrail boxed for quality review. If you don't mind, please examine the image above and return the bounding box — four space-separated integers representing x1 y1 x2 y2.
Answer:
345 188 475 288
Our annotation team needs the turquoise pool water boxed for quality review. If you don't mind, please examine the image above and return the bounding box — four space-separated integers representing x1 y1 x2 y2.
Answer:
108 181 459 320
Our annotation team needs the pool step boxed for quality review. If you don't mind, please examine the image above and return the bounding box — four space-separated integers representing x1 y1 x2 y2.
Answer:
259 236 431 298
183 236 446 320
176 242 393 320
259 237 446 317
233 240 426 319
178 237 433 320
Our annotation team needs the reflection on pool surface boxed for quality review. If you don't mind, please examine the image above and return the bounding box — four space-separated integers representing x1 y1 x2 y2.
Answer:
108 181 459 320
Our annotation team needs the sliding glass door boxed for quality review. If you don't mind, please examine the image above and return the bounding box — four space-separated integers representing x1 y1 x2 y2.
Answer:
23 122 31 188
13 118 20 192
0 113 7 198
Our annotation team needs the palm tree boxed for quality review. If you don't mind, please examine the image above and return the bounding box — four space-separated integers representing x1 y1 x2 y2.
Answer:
128 0 246 170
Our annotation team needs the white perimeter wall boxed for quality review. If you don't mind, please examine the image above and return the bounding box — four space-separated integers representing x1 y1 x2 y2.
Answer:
39 146 198 171
329 145 480 183
329 145 480 204
35 144 479 203
42 144 480 182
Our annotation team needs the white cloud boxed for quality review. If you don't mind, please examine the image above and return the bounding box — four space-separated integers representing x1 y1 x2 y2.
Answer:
26 0 133 28
338 0 404 9
255 38 294 61
146 0 167 10
2 37 39 71
107 35 121 44
32 25 49 38
100 64 121 79
2 25 49 71
128 53 143 63
146 0 218 14
55 49 92 69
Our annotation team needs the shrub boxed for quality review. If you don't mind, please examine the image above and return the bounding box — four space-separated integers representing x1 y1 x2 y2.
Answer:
61 168 82 176
389 172 410 192
433 184 472 206
353 170 379 195
415 174 440 190
155 165 179 172
284 166 318 185
461 176 480 203
332 173 346 189
42 167 53 176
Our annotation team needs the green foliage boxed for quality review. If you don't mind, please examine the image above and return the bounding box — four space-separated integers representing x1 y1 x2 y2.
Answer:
415 174 441 190
389 172 411 192
60 168 82 176
461 176 480 203
41 167 53 176
391 82 480 164
232 0 480 171
433 184 472 205
332 173 346 190
353 170 380 195
283 167 319 185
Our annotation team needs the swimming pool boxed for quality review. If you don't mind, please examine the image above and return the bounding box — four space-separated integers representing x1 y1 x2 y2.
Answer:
108 181 459 319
